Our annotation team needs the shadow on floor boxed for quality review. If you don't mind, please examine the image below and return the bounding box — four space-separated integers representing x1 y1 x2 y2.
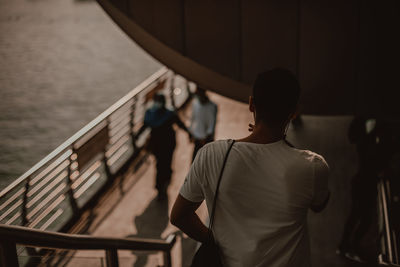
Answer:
127 197 169 267
125 195 200 267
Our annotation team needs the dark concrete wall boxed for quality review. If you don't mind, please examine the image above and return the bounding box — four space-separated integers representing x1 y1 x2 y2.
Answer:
298 0 359 114
101 0 400 116
185 1 241 80
376 1 400 118
241 1 298 84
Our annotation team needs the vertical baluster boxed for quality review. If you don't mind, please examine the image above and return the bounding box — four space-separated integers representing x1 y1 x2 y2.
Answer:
21 179 37 259
67 155 79 215
105 249 119 267
21 177 30 226
0 241 19 267
103 151 112 181
130 96 137 151
103 120 112 181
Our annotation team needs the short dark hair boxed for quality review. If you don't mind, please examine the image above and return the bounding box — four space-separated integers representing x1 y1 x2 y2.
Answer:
153 93 166 106
253 68 300 125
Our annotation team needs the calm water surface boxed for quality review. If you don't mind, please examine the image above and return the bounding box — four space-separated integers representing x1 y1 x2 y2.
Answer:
0 0 161 190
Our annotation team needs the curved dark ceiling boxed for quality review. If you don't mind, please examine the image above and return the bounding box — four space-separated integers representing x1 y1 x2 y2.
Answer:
97 0 400 117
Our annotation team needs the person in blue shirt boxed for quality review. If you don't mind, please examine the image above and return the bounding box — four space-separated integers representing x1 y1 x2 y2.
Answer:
137 93 190 200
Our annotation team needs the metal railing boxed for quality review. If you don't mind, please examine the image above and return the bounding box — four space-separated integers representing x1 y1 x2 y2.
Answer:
0 224 176 267
0 66 191 232
378 178 400 266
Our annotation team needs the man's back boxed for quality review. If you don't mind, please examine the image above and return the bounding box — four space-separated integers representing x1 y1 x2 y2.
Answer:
180 140 329 267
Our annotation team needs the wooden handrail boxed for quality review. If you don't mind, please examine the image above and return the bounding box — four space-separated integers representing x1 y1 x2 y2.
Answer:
0 224 176 251
0 224 176 267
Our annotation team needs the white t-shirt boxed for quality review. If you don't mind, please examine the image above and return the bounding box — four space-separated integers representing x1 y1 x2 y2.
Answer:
179 139 329 267
189 98 217 140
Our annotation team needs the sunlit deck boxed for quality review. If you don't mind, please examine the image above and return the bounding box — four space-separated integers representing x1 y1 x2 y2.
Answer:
68 92 360 267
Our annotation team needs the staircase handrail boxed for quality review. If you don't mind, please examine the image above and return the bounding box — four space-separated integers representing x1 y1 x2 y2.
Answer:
0 224 176 267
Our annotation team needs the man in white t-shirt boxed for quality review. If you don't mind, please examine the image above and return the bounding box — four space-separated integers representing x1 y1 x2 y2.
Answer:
190 87 218 161
171 69 330 267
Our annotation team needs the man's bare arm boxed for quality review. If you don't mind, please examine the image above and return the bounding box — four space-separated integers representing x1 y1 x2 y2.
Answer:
170 194 209 243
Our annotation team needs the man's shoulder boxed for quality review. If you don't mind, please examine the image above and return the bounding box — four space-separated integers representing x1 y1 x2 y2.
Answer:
294 149 329 170
161 108 176 119
203 139 229 149
197 140 230 157
285 147 327 167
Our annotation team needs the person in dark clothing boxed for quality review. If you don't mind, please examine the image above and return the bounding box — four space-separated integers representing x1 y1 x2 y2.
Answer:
137 93 190 200
338 116 391 262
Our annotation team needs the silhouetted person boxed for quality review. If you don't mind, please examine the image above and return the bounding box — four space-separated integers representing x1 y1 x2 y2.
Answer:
137 93 190 200
338 116 391 263
171 69 330 267
189 87 217 161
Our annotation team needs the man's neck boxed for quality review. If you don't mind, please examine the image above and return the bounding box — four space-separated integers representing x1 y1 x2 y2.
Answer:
238 122 285 144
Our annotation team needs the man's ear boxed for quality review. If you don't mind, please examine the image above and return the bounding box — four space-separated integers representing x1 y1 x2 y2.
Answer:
291 105 301 120
249 96 255 113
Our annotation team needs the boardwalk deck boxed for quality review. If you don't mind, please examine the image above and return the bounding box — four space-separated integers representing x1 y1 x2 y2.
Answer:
68 93 362 267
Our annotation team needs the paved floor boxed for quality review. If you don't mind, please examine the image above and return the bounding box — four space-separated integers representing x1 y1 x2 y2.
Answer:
69 92 365 267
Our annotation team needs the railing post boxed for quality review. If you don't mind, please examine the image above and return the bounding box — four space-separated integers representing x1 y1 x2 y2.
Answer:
105 249 119 267
21 178 30 226
163 251 172 267
0 241 19 267
103 151 112 181
21 181 38 260
130 96 138 151
67 156 79 215
103 121 113 182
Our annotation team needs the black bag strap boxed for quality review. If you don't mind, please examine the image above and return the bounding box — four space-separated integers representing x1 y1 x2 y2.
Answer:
208 139 235 239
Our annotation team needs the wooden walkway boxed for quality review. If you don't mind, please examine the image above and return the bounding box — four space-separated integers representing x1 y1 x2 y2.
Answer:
68 93 363 267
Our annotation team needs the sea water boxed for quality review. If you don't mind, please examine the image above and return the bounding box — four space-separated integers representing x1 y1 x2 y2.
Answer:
0 0 161 190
